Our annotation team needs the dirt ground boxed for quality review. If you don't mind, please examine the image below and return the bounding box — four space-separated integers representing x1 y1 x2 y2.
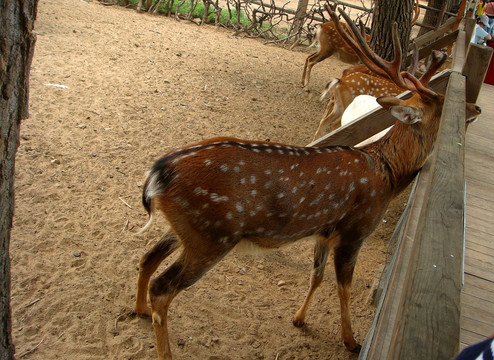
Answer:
10 0 409 359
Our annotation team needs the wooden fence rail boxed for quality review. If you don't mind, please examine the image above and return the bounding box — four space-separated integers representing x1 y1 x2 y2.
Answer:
310 32 492 360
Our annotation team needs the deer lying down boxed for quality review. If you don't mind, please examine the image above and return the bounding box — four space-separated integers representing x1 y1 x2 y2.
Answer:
133 7 480 360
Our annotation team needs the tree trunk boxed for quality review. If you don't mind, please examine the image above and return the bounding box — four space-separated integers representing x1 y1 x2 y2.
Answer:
289 0 310 42
370 0 414 67
0 0 38 359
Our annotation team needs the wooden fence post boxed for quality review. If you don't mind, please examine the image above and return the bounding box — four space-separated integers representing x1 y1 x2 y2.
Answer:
462 43 493 103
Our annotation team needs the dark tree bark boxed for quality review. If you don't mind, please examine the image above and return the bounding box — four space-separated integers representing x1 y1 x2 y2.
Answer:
0 0 38 359
289 0 310 42
370 0 414 67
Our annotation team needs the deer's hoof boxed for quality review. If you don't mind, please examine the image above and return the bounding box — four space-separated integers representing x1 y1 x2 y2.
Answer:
344 341 362 354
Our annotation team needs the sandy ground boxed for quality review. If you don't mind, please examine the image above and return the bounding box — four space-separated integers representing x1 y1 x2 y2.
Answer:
10 0 409 359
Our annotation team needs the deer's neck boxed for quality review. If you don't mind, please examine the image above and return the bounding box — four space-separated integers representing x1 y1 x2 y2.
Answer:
367 111 442 194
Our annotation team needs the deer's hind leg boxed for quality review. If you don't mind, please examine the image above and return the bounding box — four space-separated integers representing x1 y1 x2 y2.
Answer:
293 237 330 327
148 234 238 360
135 231 180 317
302 49 335 87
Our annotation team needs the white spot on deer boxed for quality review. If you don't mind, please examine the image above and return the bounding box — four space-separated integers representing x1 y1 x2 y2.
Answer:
255 203 263 212
360 177 369 184
219 236 229 243
349 182 355 192
204 159 212 166
265 169 272 175
299 197 306 204
194 187 206 196
250 175 257 184
226 212 233 220
238 160 245 166
371 189 377 197
234 166 240 173
251 190 258 198
236 202 244 212
277 193 285 199
299 171 305 177
264 181 273 189
174 197 189 208
220 164 228 172
292 187 298 194
316 168 322 174
211 193 229 202
240 178 246 185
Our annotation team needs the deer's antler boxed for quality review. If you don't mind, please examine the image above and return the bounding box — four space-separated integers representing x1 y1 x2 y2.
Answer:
325 5 444 100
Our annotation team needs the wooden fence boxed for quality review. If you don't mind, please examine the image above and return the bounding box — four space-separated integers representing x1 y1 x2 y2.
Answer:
309 29 493 360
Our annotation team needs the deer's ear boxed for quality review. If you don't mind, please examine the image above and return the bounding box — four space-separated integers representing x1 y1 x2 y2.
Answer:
389 105 422 124
377 96 422 124
376 95 404 108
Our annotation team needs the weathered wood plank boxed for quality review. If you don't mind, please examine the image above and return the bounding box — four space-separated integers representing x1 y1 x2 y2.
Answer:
465 247 494 268
385 72 466 360
462 44 493 103
466 212 494 235
464 263 494 282
405 30 459 66
460 328 491 348
462 273 494 298
466 193 494 212
414 17 457 48
465 226 494 249
360 72 467 360
461 316 494 336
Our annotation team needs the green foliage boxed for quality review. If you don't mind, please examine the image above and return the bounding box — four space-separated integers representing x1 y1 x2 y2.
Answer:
128 0 251 27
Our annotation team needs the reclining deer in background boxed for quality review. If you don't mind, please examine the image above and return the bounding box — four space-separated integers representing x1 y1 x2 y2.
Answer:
312 63 404 140
133 6 480 360
302 1 420 88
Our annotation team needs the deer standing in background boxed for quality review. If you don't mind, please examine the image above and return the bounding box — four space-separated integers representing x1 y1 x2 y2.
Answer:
301 21 370 87
302 2 420 88
133 6 480 360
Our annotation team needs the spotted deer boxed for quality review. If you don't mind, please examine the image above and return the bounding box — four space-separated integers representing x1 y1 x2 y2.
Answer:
133 6 480 360
302 2 420 88
301 21 370 87
312 64 403 140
